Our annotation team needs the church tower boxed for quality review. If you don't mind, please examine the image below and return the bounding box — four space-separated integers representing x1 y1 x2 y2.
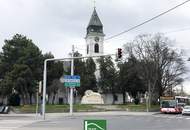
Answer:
85 8 105 57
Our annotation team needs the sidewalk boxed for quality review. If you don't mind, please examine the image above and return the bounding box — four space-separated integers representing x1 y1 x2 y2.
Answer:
48 111 157 117
1 111 157 119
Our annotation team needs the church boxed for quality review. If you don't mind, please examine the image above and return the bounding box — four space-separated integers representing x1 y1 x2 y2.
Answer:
54 8 129 104
54 8 130 105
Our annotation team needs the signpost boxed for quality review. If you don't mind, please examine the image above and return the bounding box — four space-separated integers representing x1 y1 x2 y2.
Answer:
62 75 80 115
63 75 80 87
70 45 74 115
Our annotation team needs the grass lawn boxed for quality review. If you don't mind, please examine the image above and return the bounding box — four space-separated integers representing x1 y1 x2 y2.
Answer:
12 104 99 113
12 103 160 113
117 103 160 112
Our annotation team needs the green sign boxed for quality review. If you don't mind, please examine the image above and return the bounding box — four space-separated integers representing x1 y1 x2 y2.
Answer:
64 82 80 87
84 120 107 130
63 75 80 87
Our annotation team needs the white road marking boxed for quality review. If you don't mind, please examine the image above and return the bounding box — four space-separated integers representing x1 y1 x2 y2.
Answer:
153 114 190 120
0 119 36 130
176 116 183 119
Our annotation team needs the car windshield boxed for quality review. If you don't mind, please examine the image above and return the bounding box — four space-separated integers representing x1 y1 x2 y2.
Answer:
184 106 190 109
161 100 176 108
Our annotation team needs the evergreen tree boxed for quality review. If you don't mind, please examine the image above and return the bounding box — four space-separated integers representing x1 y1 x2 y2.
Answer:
0 34 43 104
43 52 63 104
98 56 118 104
77 58 97 96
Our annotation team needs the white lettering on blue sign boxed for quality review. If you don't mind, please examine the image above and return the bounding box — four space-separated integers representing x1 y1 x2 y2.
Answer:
63 75 80 83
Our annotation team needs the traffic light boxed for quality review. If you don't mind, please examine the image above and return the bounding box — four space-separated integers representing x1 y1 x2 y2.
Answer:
117 48 122 59
36 81 42 94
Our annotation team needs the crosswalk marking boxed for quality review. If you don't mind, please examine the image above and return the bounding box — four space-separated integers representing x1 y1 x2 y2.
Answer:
176 116 183 119
0 128 14 130
153 114 190 120
0 127 17 129
0 119 36 130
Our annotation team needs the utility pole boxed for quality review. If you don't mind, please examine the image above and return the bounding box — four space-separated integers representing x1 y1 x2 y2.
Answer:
147 80 151 112
70 45 74 115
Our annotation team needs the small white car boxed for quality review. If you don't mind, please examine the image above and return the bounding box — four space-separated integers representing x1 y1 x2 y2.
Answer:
182 105 190 115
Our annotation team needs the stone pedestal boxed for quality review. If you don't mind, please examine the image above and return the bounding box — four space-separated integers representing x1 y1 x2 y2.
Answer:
81 90 104 104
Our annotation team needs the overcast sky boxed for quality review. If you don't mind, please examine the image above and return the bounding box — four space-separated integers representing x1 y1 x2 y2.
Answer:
0 0 190 93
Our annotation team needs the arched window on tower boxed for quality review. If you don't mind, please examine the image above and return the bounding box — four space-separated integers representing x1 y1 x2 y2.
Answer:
87 45 89 54
94 43 99 53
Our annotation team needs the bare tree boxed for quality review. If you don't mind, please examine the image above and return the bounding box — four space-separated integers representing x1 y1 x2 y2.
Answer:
124 33 186 105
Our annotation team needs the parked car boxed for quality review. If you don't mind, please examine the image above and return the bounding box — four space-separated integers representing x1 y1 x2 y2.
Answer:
182 105 190 115
0 105 9 114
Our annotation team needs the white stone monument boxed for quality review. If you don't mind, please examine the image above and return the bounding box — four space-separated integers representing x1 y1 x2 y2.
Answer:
81 90 104 104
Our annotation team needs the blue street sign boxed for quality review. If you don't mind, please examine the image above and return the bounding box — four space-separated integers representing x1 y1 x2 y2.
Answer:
63 75 80 87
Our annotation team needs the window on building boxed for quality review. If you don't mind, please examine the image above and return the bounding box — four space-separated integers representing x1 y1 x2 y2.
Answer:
94 43 99 53
87 45 89 54
114 95 118 101
59 98 63 104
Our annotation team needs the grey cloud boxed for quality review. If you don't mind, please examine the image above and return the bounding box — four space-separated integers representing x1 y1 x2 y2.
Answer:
0 0 190 57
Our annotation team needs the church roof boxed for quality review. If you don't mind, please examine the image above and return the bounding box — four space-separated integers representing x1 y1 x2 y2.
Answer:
87 8 103 27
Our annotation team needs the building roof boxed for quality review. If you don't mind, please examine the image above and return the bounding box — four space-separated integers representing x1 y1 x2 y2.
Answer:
87 8 103 27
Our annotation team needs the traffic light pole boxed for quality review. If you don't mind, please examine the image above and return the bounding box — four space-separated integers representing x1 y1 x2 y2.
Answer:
42 53 115 120
42 60 47 120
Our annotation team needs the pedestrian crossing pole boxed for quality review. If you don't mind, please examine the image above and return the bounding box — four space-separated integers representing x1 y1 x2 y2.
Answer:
36 81 42 117
35 88 39 117
70 45 74 115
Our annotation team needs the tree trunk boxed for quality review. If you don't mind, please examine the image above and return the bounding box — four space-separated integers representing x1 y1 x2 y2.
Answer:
21 94 25 105
1 95 5 104
47 93 50 104
112 93 116 105
52 93 56 105
148 80 151 109
122 91 126 104
26 94 30 104
24 94 28 105
29 93 32 104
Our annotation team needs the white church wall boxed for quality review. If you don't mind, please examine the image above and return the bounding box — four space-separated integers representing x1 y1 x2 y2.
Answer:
102 93 124 104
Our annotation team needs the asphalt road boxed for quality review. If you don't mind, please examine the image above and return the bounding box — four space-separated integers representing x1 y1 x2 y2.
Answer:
1 112 190 130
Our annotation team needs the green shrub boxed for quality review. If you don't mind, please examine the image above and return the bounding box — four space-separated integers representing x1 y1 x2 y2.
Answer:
134 98 140 105
8 93 20 106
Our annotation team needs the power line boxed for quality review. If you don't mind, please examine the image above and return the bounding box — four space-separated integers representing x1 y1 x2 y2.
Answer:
75 26 190 56
164 26 190 34
105 0 190 41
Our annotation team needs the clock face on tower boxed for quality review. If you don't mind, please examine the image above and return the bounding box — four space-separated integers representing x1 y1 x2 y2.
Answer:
94 37 99 42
